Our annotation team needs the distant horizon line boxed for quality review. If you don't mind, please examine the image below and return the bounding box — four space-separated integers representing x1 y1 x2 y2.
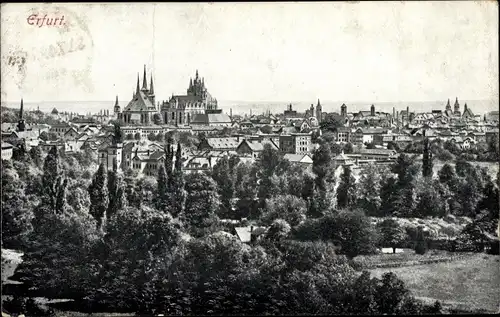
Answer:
1 98 498 104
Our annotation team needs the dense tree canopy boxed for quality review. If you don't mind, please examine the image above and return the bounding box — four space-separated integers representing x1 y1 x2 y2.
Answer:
6 125 493 315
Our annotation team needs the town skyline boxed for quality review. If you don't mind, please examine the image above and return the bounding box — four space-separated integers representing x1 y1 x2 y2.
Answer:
2 98 498 117
1 2 498 103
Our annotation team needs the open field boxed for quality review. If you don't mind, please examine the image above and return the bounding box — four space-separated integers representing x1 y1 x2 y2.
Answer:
354 249 475 269
369 253 500 313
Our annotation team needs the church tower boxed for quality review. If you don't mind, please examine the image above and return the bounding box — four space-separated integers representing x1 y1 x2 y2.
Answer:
149 74 155 106
141 65 148 92
370 104 375 116
341 103 347 117
445 98 451 111
316 99 322 123
453 97 460 116
114 95 121 117
17 98 26 132
107 125 123 171
135 73 140 96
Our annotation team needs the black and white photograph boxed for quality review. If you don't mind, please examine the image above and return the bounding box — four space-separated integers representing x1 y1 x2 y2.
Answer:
1 2 499 316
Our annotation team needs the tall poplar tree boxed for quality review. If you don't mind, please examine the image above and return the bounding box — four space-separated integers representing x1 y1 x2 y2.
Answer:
422 137 433 178
89 163 109 229
156 165 169 212
312 142 332 192
174 143 182 172
337 165 356 209
42 145 68 214
169 143 186 217
164 139 174 180
107 160 127 218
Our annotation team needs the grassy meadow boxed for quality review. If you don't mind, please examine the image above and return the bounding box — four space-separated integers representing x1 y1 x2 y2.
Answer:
369 253 500 313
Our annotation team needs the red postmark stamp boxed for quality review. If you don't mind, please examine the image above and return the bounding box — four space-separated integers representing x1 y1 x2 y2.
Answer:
1 4 94 96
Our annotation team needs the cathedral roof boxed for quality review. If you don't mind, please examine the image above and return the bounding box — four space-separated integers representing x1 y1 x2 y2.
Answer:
463 105 474 117
124 91 156 112
172 94 202 102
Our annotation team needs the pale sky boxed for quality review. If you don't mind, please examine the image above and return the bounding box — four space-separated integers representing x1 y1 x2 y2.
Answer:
1 2 498 104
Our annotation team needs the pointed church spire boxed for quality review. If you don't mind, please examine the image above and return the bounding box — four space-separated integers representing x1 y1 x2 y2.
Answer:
142 65 148 90
18 98 26 132
136 73 140 95
20 98 24 120
195 69 199 80
115 95 119 107
149 74 154 95
317 98 321 107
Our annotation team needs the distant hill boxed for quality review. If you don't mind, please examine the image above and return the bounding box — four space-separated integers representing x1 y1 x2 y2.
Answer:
1 99 498 117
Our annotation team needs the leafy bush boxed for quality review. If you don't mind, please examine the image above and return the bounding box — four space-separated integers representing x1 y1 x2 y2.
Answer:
414 239 429 255
293 209 378 258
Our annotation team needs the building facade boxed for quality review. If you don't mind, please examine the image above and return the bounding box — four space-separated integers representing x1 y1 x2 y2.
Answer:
1 142 13 160
160 70 218 126
279 133 312 155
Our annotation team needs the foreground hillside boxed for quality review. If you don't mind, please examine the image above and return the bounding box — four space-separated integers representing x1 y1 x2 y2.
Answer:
370 253 500 313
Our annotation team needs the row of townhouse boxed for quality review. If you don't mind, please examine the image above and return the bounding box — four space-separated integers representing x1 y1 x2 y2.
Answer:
120 125 232 138
197 132 314 156
95 132 316 177
332 148 398 166
48 122 104 138
332 126 499 149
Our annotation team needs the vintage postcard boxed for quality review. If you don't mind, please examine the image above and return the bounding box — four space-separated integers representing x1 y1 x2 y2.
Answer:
1 2 499 316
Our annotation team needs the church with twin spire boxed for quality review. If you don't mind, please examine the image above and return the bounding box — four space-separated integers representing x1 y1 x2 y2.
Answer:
118 65 158 125
116 66 222 126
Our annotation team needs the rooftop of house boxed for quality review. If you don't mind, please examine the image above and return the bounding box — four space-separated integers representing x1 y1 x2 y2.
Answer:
333 151 351 161
234 226 267 243
353 148 397 156
1 142 13 149
240 139 278 152
283 153 313 163
204 137 240 149
190 111 232 125
184 156 212 169
355 127 387 134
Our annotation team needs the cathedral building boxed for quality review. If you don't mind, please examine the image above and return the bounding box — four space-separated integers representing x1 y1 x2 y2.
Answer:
160 70 218 126
120 65 159 125
444 97 463 118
